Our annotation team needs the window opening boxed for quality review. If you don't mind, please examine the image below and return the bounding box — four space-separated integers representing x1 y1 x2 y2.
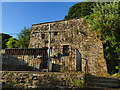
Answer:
63 45 69 56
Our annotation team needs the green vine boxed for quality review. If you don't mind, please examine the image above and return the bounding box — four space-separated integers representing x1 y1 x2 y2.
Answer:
84 1 120 74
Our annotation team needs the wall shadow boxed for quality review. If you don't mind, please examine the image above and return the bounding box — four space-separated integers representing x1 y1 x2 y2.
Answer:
76 49 82 72
82 58 88 74
2 54 38 71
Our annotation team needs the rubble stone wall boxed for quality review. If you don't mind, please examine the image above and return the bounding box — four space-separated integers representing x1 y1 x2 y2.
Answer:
29 18 108 76
2 54 42 71
1 71 85 89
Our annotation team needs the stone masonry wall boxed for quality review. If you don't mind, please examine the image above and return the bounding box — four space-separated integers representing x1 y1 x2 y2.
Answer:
29 18 108 76
2 54 42 71
2 49 43 71
1 71 84 89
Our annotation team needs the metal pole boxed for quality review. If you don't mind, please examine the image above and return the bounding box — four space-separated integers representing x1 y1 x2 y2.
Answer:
48 23 51 72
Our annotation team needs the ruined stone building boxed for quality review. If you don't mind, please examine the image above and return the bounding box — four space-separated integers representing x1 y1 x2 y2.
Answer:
29 18 108 75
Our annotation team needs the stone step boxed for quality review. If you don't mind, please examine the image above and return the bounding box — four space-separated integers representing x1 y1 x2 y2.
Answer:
40 69 48 72
86 86 120 90
85 74 120 88
86 86 108 89
87 82 120 88
87 78 120 83
88 76 117 80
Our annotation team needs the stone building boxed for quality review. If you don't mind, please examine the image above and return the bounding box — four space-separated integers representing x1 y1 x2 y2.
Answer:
29 18 108 75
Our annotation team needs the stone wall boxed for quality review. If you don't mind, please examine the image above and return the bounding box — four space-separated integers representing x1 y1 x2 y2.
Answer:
2 49 44 70
29 18 108 76
2 54 42 71
1 71 85 89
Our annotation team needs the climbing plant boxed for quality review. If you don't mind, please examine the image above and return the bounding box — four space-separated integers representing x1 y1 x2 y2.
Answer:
84 1 120 74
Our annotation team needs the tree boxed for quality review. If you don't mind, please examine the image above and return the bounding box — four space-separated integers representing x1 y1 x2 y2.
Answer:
6 37 19 48
85 1 120 74
0 33 12 49
64 2 95 20
17 27 30 48
64 1 120 20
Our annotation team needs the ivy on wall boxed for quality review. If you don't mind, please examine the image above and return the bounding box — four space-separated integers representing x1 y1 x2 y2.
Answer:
84 1 120 74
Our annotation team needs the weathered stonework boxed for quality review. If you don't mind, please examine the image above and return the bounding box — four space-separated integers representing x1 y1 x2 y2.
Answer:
29 18 108 76
2 55 44 71
1 71 85 89
2 49 44 70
